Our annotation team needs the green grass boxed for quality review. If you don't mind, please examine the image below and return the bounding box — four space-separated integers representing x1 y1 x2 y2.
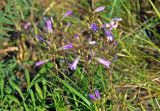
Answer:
0 0 160 110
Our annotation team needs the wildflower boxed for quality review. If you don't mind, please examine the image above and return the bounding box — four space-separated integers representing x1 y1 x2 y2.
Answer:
35 59 49 66
95 57 111 68
104 30 114 41
62 43 73 50
89 90 101 100
89 94 96 100
93 6 105 12
94 90 100 99
36 35 45 41
69 56 80 70
90 23 98 32
64 10 73 17
45 19 53 33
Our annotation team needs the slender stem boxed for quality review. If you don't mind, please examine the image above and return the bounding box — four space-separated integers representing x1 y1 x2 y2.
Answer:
92 0 94 9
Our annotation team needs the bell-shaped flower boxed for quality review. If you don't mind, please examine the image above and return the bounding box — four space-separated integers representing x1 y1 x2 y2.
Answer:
104 30 114 41
45 19 53 33
69 56 80 70
35 59 49 66
90 23 98 32
95 57 111 68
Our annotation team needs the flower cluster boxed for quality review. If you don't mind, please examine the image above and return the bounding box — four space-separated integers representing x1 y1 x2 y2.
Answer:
34 6 122 74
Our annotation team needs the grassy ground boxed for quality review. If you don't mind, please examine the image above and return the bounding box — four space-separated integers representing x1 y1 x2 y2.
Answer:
0 0 160 111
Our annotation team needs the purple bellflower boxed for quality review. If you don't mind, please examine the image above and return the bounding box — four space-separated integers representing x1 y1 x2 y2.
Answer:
89 90 101 101
69 56 80 70
58 43 73 50
89 94 96 100
90 23 98 32
94 90 101 99
64 10 73 17
36 35 45 41
95 57 111 68
104 30 114 41
94 6 105 12
45 19 53 33
35 59 49 66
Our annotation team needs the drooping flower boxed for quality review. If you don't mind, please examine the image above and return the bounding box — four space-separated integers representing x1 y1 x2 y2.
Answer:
104 29 114 41
35 59 49 66
69 56 80 70
94 90 100 99
36 35 45 41
45 19 53 33
90 23 98 32
64 10 73 17
93 6 105 12
95 57 111 68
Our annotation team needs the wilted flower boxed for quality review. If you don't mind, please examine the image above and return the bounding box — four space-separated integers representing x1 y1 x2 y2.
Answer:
89 40 96 45
58 43 73 50
90 23 98 32
35 59 49 66
103 18 122 30
64 10 73 17
74 34 79 38
89 89 101 101
93 6 105 12
24 22 31 29
104 30 114 41
112 17 123 22
36 35 45 41
45 19 53 33
69 56 80 70
95 57 111 68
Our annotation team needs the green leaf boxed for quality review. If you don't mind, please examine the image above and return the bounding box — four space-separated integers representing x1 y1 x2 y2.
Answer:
58 78 91 107
35 83 43 100
25 69 30 90
9 79 24 101
30 89 36 109
7 95 21 106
